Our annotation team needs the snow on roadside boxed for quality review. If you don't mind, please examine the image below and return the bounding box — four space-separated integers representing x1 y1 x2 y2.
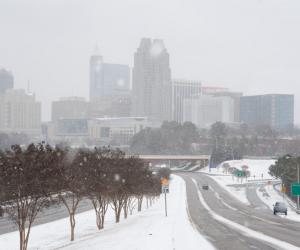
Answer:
200 159 276 180
0 176 214 250
198 159 277 205
256 184 300 222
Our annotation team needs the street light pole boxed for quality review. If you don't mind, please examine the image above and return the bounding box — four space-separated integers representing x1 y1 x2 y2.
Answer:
297 162 299 211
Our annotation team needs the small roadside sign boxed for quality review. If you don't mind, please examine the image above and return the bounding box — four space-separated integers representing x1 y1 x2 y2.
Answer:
161 178 169 185
292 183 300 196
162 185 169 193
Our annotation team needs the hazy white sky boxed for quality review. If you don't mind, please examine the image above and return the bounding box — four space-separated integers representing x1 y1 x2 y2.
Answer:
0 0 300 122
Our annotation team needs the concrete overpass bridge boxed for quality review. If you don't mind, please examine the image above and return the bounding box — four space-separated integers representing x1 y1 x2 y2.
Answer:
128 154 210 168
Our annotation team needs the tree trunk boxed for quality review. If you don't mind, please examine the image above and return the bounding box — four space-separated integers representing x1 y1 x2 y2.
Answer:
123 205 128 219
123 198 128 219
19 227 25 250
137 196 143 212
95 210 102 230
70 213 75 241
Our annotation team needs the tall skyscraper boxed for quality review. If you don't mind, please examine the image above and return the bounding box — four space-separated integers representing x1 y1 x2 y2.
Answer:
89 50 130 101
0 68 14 94
240 94 294 129
132 38 172 122
172 79 202 123
89 52 104 101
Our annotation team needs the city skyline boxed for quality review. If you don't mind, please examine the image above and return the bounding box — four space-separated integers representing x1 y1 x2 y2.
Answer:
1 0 300 122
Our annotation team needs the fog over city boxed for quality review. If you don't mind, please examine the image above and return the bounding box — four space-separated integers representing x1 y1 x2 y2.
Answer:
3 1 300 250
1 0 300 121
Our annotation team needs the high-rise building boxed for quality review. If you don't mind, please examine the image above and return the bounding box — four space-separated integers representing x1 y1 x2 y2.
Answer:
0 89 41 135
132 38 172 122
172 79 202 123
183 95 234 128
240 94 294 129
51 97 88 122
89 53 104 101
89 51 130 101
0 68 14 94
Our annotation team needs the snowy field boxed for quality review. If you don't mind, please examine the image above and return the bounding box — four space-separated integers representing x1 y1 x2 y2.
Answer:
0 175 214 250
200 159 277 205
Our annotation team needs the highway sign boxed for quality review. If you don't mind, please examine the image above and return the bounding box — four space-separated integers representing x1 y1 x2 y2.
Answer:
291 182 300 196
234 170 245 177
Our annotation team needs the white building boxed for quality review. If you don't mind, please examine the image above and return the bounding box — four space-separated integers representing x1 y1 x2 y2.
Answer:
0 89 41 135
183 95 234 128
88 117 157 145
45 117 159 146
172 79 202 123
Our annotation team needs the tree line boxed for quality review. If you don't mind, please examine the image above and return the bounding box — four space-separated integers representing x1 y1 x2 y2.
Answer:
0 143 161 250
269 155 300 199
130 121 300 161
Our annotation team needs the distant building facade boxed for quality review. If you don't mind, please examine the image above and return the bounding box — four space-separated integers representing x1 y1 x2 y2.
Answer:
45 117 158 146
172 79 202 123
0 89 41 135
52 97 88 122
0 68 14 94
89 52 130 101
88 95 131 118
183 95 234 128
202 87 243 123
132 38 172 122
240 94 294 129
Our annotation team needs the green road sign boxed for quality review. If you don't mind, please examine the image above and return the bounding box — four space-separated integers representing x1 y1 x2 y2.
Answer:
234 170 245 177
291 182 300 196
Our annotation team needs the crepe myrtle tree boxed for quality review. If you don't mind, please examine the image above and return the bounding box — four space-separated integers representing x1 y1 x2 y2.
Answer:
121 156 150 218
57 148 88 241
107 149 129 223
83 147 113 230
0 143 64 250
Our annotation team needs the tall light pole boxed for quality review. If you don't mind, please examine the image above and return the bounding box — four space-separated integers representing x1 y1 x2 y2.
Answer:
297 161 299 211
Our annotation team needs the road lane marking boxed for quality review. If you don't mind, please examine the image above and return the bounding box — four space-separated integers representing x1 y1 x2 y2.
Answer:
192 178 300 250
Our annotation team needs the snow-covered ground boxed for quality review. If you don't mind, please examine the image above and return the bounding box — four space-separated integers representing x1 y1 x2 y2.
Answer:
0 175 214 250
256 184 300 222
200 159 277 205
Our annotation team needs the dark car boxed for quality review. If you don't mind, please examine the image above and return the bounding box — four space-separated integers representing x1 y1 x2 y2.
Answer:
202 184 209 190
273 202 287 215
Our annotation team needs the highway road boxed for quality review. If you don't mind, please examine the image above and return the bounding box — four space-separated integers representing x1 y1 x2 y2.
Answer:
179 172 300 250
0 199 93 235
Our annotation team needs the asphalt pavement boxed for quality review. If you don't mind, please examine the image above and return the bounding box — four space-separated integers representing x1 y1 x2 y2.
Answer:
0 199 93 235
179 172 300 250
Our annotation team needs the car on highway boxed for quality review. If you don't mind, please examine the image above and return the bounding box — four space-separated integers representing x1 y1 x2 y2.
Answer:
273 202 287 215
202 184 209 190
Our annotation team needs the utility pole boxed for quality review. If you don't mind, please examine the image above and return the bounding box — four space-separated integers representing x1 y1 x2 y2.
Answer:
297 162 299 211
164 189 167 217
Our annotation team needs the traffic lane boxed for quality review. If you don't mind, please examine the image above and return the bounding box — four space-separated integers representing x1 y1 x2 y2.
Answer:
189 173 300 247
246 184 269 210
180 175 276 250
199 172 300 231
0 199 93 235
